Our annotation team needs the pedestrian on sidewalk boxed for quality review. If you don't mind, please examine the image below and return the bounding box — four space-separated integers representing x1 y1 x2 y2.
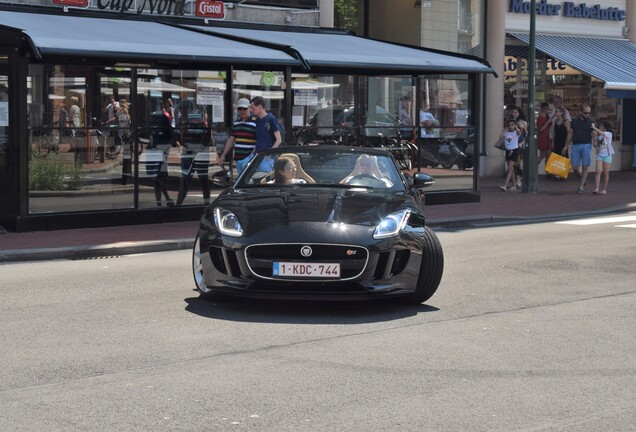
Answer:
568 104 595 194
217 98 257 174
499 119 522 192
552 107 571 158
592 121 614 195
510 107 527 188
250 96 282 153
536 102 552 166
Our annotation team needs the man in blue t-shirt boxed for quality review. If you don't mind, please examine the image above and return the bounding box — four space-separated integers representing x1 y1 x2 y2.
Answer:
250 96 282 152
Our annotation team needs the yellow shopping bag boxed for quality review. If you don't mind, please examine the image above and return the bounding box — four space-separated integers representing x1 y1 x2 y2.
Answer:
544 153 571 180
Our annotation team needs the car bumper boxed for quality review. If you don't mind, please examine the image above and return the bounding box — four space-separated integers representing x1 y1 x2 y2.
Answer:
195 222 426 301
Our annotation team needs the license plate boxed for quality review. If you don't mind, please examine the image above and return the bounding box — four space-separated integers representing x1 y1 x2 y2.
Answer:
272 262 340 278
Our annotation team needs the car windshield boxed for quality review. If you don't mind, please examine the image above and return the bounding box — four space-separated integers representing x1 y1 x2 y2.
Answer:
236 147 405 192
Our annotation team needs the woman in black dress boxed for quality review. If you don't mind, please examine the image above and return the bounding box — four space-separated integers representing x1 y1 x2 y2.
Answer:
552 107 571 157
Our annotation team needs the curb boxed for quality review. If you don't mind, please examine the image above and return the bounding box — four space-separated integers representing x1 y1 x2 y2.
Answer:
2 204 635 263
0 239 194 263
428 202 636 229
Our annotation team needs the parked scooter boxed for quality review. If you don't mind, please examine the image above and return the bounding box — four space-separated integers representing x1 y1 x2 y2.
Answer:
437 136 469 170
454 138 474 170
418 138 442 168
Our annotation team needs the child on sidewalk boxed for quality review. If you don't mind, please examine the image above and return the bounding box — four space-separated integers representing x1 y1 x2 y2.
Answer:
592 121 614 195
499 119 522 192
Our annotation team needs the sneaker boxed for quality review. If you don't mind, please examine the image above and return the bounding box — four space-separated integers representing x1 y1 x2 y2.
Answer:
577 187 584 194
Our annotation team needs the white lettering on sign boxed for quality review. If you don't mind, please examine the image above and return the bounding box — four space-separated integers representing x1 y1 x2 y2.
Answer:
196 0 225 18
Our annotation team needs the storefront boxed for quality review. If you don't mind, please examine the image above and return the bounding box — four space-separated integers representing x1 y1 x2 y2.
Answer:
0 4 493 232
486 0 636 175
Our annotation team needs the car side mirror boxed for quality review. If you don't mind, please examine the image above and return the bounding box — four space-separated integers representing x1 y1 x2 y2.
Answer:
411 172 435 188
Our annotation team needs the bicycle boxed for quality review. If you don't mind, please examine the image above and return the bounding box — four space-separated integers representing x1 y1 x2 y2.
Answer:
104 129 130 160
33 124 59 157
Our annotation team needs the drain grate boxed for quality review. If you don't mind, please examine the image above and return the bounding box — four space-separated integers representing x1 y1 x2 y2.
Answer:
72 255 124 261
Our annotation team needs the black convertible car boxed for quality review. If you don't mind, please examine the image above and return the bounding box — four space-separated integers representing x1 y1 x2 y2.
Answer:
192 146 443 304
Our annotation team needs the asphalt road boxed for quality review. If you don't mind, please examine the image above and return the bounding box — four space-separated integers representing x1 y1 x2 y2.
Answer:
1 214 635 431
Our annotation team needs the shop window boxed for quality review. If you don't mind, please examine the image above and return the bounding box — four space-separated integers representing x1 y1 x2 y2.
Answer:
417 75 474 190
27 64 136 214
290 74 355 146
233 69 285 125
26 65 231 212
137 69 228 208
505 54 622 144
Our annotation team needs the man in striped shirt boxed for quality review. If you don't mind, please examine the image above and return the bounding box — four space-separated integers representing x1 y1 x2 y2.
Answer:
217 98 257 172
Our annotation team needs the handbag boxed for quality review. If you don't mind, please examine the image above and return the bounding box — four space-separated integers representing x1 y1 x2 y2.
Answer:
493 137 505 150
544 152 571 180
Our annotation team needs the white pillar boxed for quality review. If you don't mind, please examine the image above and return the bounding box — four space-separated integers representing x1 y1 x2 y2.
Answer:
483 0 507 176
627 0 636 44
320 0 334 28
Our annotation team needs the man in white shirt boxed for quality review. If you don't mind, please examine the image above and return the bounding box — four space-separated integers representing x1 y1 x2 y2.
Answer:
419 104 437 137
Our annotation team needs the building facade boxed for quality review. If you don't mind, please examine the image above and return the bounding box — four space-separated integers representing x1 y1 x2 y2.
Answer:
0 0 491 232
365 0 636 176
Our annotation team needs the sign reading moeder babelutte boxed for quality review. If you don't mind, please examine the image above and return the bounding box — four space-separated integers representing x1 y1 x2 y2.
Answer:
196 0 225 19
509 0 626 21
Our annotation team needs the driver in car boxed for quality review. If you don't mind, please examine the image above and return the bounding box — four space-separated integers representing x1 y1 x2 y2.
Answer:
341 154 393 187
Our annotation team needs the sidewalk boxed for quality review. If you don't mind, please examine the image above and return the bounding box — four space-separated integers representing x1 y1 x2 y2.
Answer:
2 171 636 262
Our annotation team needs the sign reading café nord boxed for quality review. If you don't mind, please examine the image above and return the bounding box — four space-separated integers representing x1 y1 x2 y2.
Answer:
94 0 187 16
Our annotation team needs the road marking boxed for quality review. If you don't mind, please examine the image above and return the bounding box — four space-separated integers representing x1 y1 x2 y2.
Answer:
615 224 636 229
557 215 636 226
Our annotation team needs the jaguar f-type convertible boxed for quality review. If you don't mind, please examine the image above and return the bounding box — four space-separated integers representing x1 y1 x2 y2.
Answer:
192 146 443 304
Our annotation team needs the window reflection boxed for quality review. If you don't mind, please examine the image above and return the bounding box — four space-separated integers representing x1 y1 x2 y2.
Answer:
27 66 230 213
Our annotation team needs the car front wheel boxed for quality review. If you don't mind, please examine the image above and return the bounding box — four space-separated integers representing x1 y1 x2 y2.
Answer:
192 234 224 301
400 227 444 304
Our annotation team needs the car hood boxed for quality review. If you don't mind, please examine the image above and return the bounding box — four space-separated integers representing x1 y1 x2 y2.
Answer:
213 187 413 233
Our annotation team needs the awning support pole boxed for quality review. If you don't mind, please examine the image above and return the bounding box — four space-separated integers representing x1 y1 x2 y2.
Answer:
524 0 539 193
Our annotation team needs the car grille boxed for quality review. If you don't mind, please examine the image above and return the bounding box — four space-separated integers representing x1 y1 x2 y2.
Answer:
245 243 368 280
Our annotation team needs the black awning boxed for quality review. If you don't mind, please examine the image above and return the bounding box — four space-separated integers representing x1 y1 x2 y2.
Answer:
186 25 495 75
0 8 495 76
0 10 301 67
510 33 636 91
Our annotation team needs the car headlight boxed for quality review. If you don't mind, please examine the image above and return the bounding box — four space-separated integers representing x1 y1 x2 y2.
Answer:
213 208 243 237
373 210 410 239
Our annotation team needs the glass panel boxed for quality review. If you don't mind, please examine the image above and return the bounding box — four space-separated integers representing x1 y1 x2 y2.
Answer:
0 56 8 212
361 76 417 171
27 65 135 214
137 69 227 207
290 74 355 146
98 69 132 189
418 75 474 190
223 70 285 178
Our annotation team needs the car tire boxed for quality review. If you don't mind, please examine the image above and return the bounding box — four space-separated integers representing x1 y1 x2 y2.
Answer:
192 234 224 301
399 227 444 304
